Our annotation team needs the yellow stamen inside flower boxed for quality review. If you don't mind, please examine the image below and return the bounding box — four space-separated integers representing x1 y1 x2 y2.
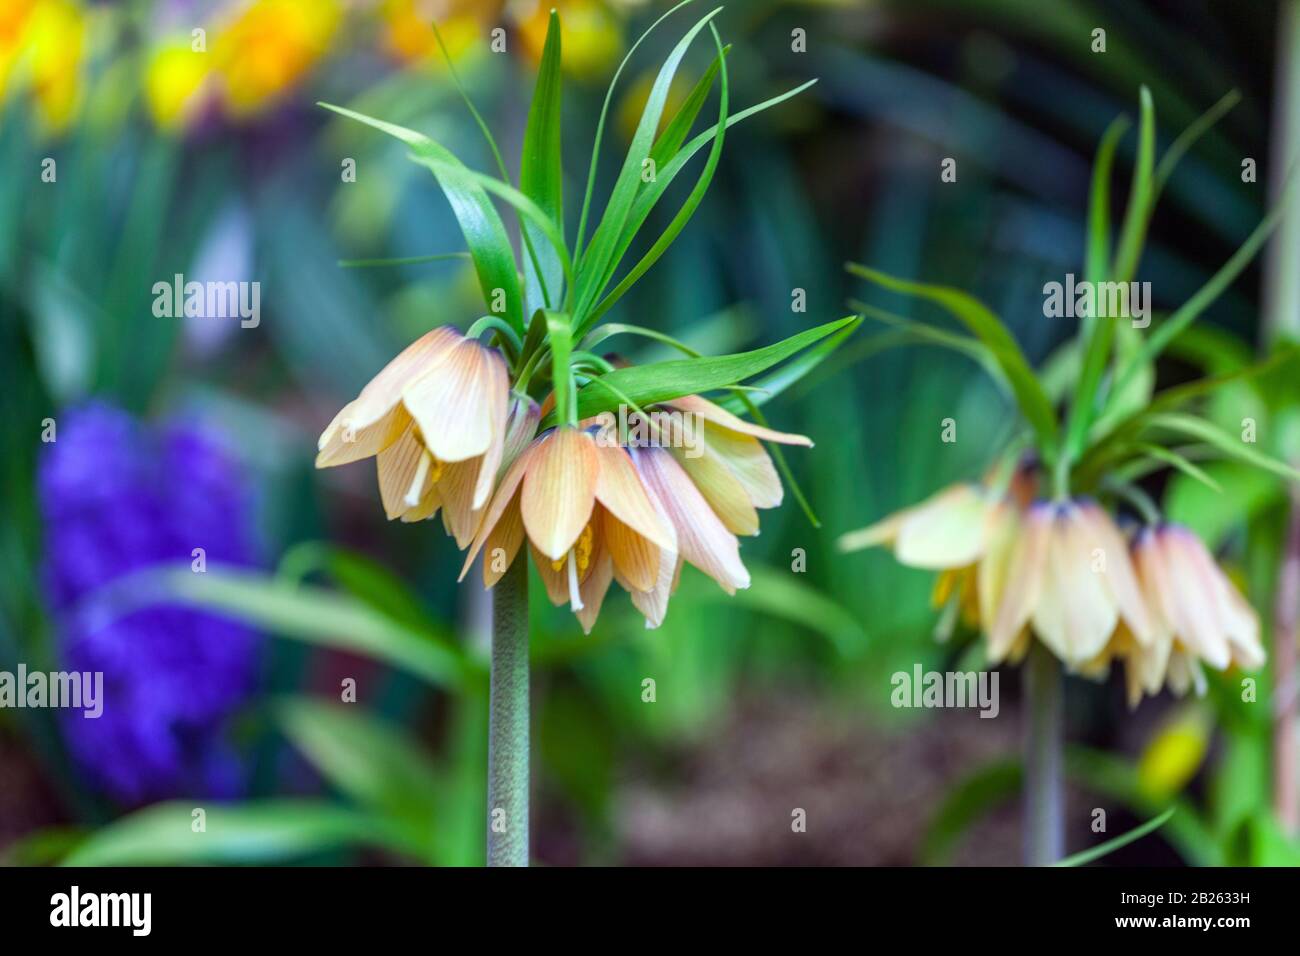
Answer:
550 522 594 574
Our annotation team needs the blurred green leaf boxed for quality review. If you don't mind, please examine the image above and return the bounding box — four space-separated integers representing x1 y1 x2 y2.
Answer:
275 697 439 852
63 801 415 866
163 566 472 688
921 758 1021 864
1054 807 1176 867
1110 87 1155 285
318 102 525 332
848 263 1060 460
520 10 565 312
722 564 869 657
561 316 856 425
276 542 434 634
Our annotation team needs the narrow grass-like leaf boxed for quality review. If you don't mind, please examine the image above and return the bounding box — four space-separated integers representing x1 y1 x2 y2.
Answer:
581 23 729 330
1111 87 1156 285
1123 443 1222 492
1085 115 1130 284
1067 115 1134 463
319 102 524 332
1152 90 1241 203
847 263 1060 458
1143 412 1300 481
520 10 564 312
338 252 471 268
574 0 696 257
63 801 416 866
409 155 574 295
1109 174 1298 402
648 45 729 178
580 79 818 336
574 7 723 324
720 314 865 412
162 565 471 688
1053 806 1175 867
556 316 856 425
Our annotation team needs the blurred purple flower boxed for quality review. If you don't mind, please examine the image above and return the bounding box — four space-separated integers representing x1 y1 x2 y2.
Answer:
39 402 261 805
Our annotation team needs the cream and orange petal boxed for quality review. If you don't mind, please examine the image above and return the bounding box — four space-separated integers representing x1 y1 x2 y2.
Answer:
402 338 506 464
894 484 994 571
576 549 616 635
602 508 660 593
666 395 812 446
482 497 527 588
702 424 783 509
347 326 461 431
460 440 539 581
592 442 675 553
1031 505 1118 664
521 428 599 561
1078 501 1152 644
989 503 1051 661
375 415 435 519
316 401 409 468
671 443 760 536
634 446 749 594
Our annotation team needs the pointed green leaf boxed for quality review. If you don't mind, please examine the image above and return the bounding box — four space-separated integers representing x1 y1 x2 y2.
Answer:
847 263 1060 458
162 566 470 688
1111 86 1155 285
1144 412 1300 481
573 7 723 323
1054 807 1175 867
520 10 564 312
556 316 856 426
319 102 524 332
581 23 730 330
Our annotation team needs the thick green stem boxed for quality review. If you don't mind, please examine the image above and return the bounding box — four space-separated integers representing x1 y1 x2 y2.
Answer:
487 559 530 866
1024 643 1064 866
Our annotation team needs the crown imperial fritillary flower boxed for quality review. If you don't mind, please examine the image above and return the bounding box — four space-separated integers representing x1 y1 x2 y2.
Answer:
658 395 813 536
988 499 1153 667
315 326 516 544
460 425 683 631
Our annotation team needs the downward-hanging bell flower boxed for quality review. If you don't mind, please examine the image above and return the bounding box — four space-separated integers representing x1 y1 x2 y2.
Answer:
459 397 790 632
1085 524 1264 706
988 499 1153 667
658 394 813 537
315 326 520 546
836 476 1028 635
460 425 682 632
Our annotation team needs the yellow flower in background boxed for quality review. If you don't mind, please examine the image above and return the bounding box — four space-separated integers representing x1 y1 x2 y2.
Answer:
380 0 492 66
0 0 88 135
0 1 36 99
213 0 342 118
145 40 214 130
517 0 622 79
316 326 516 545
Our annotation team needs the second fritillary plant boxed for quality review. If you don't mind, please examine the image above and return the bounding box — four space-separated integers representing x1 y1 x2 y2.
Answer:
839 87 1297 863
